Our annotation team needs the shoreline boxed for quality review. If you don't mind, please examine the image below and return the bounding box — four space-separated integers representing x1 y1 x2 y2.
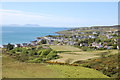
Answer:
2 27 68 45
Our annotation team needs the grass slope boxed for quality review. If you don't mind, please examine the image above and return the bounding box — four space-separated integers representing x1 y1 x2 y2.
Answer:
49 65 109 78
2 55 108 78
2 55 63 78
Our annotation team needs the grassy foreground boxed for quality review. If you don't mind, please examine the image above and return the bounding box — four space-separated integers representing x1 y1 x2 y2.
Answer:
2 55 109 78
2 55 62 78
49 65 109 78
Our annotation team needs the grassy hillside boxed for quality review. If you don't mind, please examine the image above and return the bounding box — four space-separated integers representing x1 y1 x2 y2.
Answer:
2 55 109 78
49 65 109 78
2 55 63 78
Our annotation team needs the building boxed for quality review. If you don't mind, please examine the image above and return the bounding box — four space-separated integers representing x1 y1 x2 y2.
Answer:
2 45 7 48
22 43 28 47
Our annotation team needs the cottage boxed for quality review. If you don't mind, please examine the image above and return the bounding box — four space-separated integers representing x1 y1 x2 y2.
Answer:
93 32 97 34
80 44 83 47
106 35 113 39
117 46 120 50
22 43 28 47
96 44 103 48
37 37 42 41
89 35 96 38
14 44 17 47
30 40 38 46
2 45 7 48
67 41 75 45
16 44 21 47
92 42 103 48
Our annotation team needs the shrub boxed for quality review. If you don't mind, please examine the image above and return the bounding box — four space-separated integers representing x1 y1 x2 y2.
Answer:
40 49 52 57
76 54 119 78
28 57 43 63
112 44 117 49
81 46 93 51
46 51 58 60
98 47 106 50
37 50 43 55
6 43 14 50
41 39 47 44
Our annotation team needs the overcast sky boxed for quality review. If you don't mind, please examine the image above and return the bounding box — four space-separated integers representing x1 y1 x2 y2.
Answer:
0 2 118 27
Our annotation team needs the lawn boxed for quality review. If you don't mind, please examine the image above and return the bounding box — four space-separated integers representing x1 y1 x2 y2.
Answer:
50 45 81 51
2 55 109 78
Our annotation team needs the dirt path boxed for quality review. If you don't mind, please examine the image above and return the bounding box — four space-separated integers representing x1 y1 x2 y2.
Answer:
50 53 100 64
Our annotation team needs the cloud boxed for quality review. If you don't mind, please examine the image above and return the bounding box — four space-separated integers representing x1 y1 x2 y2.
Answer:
1 9 46 24
0 9 22 13
0 9 83 27
2 9 116 27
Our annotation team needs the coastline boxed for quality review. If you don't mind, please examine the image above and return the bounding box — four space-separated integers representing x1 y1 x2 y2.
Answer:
2 27 67 45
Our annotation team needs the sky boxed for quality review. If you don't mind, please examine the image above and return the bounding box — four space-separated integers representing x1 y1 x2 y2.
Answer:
0 2 118 27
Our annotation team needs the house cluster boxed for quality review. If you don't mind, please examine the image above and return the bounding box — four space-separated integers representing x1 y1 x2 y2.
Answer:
79 42 111 49
2 41 39 48
91 42 111 49
35 28 117 47
2 27 118 50
37 35 96 46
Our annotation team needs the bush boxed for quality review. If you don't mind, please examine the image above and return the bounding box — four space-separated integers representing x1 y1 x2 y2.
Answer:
28 57 43 63
76 54 119 78
46 51 58 60
6 43 14 50
6 46 58 63
40 49 52 57
81 46 88 51
41 39 47 44
98 47 106 50
112 44 117 49
37 50 43 55
81 46 93 51
9 50 16 54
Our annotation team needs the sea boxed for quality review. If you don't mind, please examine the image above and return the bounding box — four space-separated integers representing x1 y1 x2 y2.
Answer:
1 27 67 45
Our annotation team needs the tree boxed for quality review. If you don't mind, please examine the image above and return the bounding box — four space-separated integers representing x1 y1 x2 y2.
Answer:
7 43 14 50
113 44 117 49
41 39 47 44
75 38 79 42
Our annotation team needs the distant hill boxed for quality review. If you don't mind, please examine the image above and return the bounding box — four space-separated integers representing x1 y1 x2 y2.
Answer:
3 24 41 27
91 25 119 29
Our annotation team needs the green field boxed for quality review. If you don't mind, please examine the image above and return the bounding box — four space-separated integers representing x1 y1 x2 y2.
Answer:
2 55 109 78
50 45 81 51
